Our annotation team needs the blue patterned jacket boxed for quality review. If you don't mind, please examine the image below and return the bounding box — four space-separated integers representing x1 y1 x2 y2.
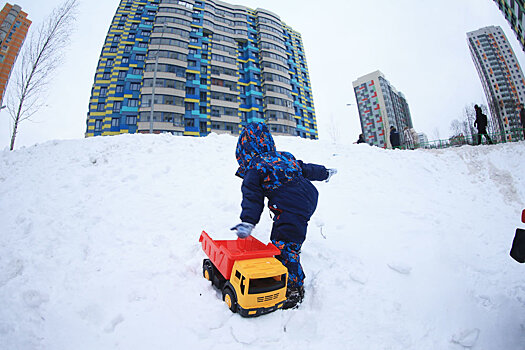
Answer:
235 123 328 239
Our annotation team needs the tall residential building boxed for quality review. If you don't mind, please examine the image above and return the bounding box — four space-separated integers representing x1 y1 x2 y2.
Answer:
0 3 30 104
492 0 524 52
467 25 525 142
352 70 413 149
86 0 317 139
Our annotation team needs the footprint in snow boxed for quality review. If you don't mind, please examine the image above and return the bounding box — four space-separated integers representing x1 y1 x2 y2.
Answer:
451 328 480 348
22 290 49 308
104 314 124 333
387 262 412 275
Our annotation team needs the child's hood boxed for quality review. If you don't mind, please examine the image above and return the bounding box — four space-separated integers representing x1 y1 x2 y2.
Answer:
235 122 276 178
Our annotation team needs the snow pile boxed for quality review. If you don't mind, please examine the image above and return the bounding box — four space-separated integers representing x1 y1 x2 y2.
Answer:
1 134 524 349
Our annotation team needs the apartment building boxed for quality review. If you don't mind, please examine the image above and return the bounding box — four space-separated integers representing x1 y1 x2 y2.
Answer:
352 70 414 149
467 25 525 141
0 3 30 104
86 0 317 139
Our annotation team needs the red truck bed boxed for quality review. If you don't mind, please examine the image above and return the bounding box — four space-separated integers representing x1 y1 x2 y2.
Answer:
199 231 281 279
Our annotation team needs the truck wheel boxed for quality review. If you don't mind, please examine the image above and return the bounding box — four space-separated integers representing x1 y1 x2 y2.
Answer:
203 260 214 281
223 288 237 313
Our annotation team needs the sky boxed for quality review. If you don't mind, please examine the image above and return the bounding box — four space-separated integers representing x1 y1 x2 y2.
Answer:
1 0 524 149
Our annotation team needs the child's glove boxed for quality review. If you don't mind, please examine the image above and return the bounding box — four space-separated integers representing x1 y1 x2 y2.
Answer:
231 222 254 238
325 168 337 183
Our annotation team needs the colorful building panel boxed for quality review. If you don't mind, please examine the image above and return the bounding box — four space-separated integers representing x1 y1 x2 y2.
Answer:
493 0 524 52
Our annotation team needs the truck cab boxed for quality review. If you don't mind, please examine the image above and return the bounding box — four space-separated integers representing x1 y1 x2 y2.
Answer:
225 258 287 316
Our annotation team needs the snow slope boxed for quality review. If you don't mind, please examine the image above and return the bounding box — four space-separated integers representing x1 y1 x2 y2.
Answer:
1 134 524 350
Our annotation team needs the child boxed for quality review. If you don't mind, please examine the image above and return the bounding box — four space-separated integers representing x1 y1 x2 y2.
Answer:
231 122 336 309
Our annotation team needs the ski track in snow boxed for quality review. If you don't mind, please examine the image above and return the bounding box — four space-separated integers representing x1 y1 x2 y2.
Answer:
0 133 524 349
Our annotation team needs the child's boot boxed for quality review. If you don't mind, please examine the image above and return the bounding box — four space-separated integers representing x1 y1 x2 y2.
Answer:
283 286 304 310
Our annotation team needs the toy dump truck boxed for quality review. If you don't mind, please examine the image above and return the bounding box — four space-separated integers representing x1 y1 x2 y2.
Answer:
199 231 287 317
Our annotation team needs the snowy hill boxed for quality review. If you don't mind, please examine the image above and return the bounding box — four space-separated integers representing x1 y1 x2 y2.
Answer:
1 134 524 349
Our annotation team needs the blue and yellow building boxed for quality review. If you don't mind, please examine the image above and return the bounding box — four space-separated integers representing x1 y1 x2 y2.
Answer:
86 0 317 139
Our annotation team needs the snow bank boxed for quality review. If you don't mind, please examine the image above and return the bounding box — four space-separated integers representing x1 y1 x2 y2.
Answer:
1 134 524 349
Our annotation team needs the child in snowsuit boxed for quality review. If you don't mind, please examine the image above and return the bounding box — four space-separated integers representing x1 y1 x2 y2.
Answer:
231 122 336 309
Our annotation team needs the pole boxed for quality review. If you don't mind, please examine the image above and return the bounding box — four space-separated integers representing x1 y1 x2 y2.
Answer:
149 22 167 134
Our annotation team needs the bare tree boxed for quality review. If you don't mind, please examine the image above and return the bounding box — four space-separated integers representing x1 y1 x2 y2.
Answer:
449 119 463 137
6 0 78 150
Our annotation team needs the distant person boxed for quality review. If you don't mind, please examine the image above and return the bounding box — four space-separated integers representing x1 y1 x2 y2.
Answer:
474 104 493 145
390 126 401 149
403 126 414 149
355 134 366 144
520 103 525 139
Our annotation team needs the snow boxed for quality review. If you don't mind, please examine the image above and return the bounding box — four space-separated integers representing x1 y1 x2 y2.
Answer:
1 133 524 349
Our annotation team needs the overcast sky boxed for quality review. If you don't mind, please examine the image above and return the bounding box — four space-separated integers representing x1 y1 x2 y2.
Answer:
1 0 524 148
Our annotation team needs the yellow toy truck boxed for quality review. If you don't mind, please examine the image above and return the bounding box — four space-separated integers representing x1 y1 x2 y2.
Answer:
199 231 287 317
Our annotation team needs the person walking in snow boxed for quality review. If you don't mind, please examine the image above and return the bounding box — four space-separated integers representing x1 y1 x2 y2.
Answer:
390 126 401 149
355 134 366 144
474 104 493 145
231 122 337 310
403 127 414 150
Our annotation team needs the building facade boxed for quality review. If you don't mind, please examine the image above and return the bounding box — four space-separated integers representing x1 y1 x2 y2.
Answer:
352 70 414 149
0 3 30 104
493 0 524 52
467 25 525 142
86 0 317 139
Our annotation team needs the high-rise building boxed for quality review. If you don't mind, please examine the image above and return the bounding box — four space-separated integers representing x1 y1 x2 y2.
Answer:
86 0 317 139
352 70 413 149
492 0 524 52
0 3 30 104
467 25 525 142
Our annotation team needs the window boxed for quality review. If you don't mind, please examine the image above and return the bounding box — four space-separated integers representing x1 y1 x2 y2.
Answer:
111 118 120 127
199 106 206 114
99 87 107 97
109 46 117 53
113 101 122 112
135 54 145 61
185 102 194 111
118 71 127 79
200 91 206 101
130 82 140 91
187 73 196 80
126 116 137 125
95 120 102 131
186 87 195 95
132 68 142 75
116 85 124 93
97 103 105 111
106 59 114 67
128 99 139 107
122 57 129 64
200 78 207 85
